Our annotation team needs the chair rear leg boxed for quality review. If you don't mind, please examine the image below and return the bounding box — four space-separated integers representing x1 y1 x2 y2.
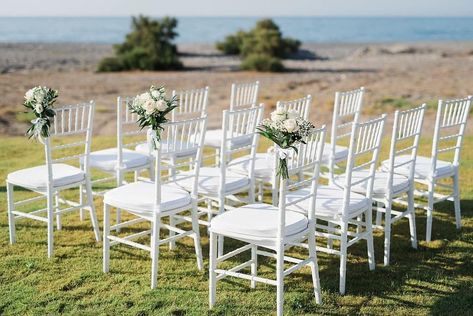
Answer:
79 184 85 221
383 201 392 266
426 181 435 242
86 179 101 242
366 209 376 270
453 172 461 229
217 198 225 257
6 181 16 244
55 191 62 230
308 234 322 304
169 215 176 250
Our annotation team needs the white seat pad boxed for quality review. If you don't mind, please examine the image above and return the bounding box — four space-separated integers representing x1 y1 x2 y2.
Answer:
321 143 349 164
176 167 249 195
86 148 150 172
287 185 369 218
104 181 191 218
203 129 252 149
381 155 454 179
209 203 308 239
7 163 85 191
135 141 198 159
229 153 275 181
334 170 410 196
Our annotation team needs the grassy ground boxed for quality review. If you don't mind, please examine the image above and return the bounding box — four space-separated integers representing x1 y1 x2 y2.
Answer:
0 135 472 315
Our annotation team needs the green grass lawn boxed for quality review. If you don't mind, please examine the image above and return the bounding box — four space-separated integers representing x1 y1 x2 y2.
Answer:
0 135 472 315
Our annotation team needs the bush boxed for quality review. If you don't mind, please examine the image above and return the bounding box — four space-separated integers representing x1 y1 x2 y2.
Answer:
241 54 284 72
97 16 182 72
216 19 301 71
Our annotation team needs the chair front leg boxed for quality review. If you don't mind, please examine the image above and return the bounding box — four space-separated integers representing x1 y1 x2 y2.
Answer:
169 215 176 250
339 221 348 295
366 208 375 270
6 181 16 244
250 245 258 288
452 171 461 229
383 199 392 266
426 180 435 242
407 187 418 249
86 178 101 242
150 214 161 289
46 189 55 258
103 203 111 273
276 241 285 316
209 231 217 308
191 202 204 271
55 191 61 230
217 197 225 257
79 183 85 221
308 233 322 304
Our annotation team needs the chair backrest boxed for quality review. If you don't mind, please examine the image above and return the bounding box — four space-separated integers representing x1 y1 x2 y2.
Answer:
230 81 260 110
278 126 326 238
276 95 312 120
171 87 209 121
341 114 387 217
385 104 426 194
329 87 365 173
151 115 208 208
431 96 472 173
45 101 95 184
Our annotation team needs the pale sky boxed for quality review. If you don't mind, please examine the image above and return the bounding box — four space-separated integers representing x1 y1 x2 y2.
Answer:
1 0 473 17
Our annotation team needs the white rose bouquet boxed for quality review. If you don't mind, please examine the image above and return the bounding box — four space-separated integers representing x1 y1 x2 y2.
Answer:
257 108 315 179
23 86 58 142
128 86 178 149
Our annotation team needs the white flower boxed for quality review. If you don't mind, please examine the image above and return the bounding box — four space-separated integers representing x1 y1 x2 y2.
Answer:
25 88 36 102
34 102 44 113
271 108 287 122
156 99 168 111
287 109 300 119
151 89 160 99
143 99 157 114
35 89 46 104
283 119 299 133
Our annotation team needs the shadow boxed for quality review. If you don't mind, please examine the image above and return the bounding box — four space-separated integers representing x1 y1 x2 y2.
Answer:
282 67 378 74
286 49 329 61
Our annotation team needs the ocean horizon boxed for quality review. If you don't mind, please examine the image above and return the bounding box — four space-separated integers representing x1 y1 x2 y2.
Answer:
0 16 472 44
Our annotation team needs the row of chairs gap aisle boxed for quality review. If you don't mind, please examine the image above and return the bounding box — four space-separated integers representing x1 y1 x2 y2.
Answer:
5 80 472 316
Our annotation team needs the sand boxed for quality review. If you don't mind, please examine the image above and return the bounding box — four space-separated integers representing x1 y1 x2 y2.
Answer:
0 42 472 136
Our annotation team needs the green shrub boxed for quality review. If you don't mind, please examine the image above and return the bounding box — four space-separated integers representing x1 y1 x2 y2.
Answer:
241 54 284 72
97 16 182 72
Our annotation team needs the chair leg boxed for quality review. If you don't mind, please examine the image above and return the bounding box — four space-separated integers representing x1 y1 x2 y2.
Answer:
339 221 348 295
407 188 418 249
327 221 334 249
55 191 62 230
47 190 55 258
276 243 285 316
86 179 101 242
271 180 278 206
375 201 383 227
217 198 225 257
308 234 322 304
209 231 217 308
150 215 161 289
79 184 85 221
250 245 257 288
191 204 203 271
383 201 392 266
6 181 16 244
426 181 435 242
366 209 375 271
116 170 123 233
103 203 111 273
453 172 461 229
207 198 213 227
169 215 176 250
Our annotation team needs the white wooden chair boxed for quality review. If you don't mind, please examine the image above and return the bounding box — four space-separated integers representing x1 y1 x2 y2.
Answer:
7 101 101 258
338 105 426 265
175 105 264 256
209 126 326 316
323 87 365 180
102 115 207 289
382 96 472 242
229 95 312 205
204 81 259 165
287 114 387 294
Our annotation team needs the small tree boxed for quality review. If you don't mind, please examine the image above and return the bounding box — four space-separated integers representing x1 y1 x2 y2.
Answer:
216 19 301 71
98 16 182 72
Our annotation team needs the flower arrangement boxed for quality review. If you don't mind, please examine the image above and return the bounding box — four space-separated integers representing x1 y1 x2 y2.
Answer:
23 86 58 142
257 108 315 179
128 86 178 149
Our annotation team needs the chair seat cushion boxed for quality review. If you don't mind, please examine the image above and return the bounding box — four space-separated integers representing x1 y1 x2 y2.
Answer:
209 203 308 239
86 148 150 172
334 170 410 196
381 155 454 179
203 129 252 149
104 181 191 218
287 185 370 218
176 167 249 195
321 143 349 164
229 153 275 181
135 141 198 159
7 163 85 191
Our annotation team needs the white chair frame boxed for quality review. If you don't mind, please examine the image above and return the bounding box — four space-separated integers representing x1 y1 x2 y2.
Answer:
171 86 209 121
209 126 326 316
7 101 101 258
103 116 208 288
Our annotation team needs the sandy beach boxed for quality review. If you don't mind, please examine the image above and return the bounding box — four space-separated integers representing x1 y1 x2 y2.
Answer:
1 41 472 136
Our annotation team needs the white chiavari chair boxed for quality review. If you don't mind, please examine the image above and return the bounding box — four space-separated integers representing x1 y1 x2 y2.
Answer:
229 94 312 205
287 114 387 294
209 126 326 316
204 81 259 165
382 96 472 242
103 115 207 289
322 87 365 180
7 101 101 258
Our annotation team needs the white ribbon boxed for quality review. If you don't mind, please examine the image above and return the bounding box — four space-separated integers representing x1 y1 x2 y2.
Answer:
275 147 292 160
30 118 48 144
147 128 160 151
